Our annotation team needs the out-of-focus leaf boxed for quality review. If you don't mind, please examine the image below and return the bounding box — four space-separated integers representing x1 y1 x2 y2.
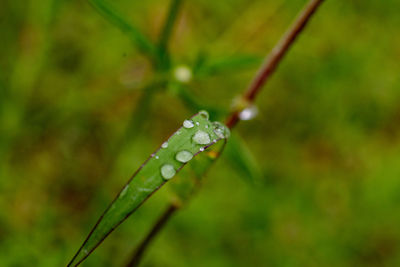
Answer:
68 111 230 266
225 133 261 183
88 0 156 58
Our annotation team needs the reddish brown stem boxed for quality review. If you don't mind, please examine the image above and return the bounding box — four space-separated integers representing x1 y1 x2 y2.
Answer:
225 0 324 129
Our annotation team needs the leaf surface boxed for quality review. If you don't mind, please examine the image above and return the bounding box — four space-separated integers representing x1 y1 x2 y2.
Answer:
68 111 230 266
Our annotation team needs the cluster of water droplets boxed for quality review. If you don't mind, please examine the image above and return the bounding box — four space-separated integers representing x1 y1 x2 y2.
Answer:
212 121 230 139
159 111 229 180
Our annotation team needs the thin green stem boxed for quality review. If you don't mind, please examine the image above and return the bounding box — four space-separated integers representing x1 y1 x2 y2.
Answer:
88 0 157 59
157 0 184 70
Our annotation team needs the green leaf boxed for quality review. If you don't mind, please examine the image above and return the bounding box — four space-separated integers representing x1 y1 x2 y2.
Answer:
225 133 261 183
68 111 230 267
169 134 227 202
88 0 156 58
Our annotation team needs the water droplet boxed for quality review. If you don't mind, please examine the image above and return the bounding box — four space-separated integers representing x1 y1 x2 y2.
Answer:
198 110 209 120
155 155 159 159
174 65 192 83
176 150 193 163
183 119 194 128
212 121 230 139
239 105 258 121
199 147 205 152
213 139 217 143
83 249 89 255
195 122 200 126
120 185 129 197
138 187 152 192
176 130 181 135
193 130 211 145
109 204 116 212
161 164 176 180
161 142 168 148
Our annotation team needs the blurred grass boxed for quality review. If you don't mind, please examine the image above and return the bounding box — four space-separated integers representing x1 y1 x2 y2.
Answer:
1 0 400 266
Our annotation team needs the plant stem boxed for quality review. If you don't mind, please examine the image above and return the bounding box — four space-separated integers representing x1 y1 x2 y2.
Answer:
225 0 325 129
125 203 180 267
124 0 325 265
88 0 157 59
157 0 184 70
159 0 183 52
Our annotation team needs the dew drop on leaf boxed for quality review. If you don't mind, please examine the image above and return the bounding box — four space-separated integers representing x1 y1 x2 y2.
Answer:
183 120 194 128
120 185 129 197
212 121 230 139
198 110 209 120
160 164 176 180
176 150 193 163
161 142 168 148
193 130 211 145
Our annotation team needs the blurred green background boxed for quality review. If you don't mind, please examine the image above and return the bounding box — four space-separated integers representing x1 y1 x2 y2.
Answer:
1 0 400 266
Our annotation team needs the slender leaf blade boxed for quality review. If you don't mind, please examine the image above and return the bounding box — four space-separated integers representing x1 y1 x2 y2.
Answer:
225 133 261 183
68 111 230 266
88 0 156 57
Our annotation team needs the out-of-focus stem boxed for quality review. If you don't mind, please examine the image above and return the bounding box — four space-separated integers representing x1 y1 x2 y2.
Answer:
225 0 325 129
157 0 184 70
158 0 183 52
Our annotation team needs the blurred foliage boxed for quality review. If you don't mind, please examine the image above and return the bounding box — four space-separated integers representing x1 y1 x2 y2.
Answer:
1 0 400 266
